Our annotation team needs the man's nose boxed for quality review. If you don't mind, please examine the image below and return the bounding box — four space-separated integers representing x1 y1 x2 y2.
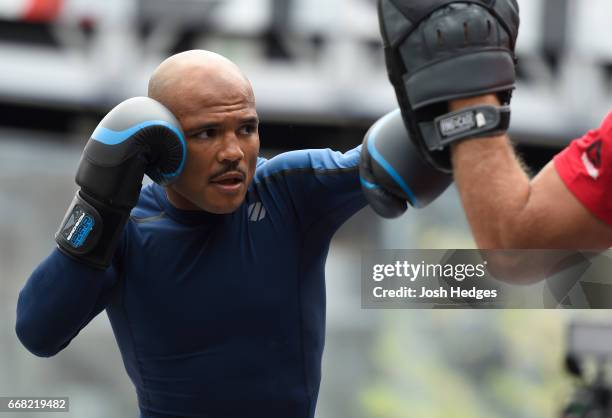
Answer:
217 132 244 163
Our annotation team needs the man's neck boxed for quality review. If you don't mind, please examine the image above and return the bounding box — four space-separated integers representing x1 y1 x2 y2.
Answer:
164 187 200 210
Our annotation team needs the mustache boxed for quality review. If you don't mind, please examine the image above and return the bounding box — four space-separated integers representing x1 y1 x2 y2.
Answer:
209 163 247 181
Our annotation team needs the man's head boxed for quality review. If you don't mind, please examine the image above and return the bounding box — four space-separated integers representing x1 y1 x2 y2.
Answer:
148 50 260 214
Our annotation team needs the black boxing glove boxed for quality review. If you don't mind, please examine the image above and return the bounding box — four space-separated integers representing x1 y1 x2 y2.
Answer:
378 0 520 172
360 109 452 218
55 97 185 269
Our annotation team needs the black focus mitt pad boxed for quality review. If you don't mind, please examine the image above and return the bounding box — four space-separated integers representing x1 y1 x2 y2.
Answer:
378 0 520 172
360 110 452 219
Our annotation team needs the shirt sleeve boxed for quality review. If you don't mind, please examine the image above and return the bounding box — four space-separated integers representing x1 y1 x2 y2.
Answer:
15 237 124 357
553 112 612 225
253 145 367 233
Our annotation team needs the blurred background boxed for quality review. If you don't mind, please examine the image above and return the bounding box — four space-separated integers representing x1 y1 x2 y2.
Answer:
1 0 612 417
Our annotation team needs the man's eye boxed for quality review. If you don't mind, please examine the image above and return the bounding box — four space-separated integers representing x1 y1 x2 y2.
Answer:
238 125 257 136
194 129 217 140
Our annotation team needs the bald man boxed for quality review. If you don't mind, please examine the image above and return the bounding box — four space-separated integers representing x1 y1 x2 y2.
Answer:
15 50 371 418
147 51 261 215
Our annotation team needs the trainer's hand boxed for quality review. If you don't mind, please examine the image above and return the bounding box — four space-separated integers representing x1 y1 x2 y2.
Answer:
360 110 452 218
378 0 519 172
55 97 186 269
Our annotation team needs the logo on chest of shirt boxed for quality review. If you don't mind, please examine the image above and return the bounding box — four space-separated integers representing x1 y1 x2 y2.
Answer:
581 139 602 180
247 201 267 222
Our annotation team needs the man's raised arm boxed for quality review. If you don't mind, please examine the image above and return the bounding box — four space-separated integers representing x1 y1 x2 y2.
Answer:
16 97 186 356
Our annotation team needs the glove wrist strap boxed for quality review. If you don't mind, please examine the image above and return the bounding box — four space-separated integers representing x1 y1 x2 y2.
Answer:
55 190 129 270
420 105 511 151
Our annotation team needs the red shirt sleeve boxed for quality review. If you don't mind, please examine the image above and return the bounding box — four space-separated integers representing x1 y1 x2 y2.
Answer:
553 112 612 225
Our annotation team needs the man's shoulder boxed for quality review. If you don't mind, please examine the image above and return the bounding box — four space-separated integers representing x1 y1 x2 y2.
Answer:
253 147 362 184
253 151 311 184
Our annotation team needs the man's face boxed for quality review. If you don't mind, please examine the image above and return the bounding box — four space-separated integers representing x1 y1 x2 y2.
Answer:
165 72 260 214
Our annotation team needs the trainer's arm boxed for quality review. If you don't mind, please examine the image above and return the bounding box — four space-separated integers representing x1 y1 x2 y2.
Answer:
16 249 120 357
450 94 612 249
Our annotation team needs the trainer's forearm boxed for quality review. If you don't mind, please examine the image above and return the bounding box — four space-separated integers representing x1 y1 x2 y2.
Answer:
450 96 532 249
452 135 531 248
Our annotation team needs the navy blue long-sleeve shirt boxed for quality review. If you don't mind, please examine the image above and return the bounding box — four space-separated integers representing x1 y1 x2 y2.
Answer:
16 146 367 418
